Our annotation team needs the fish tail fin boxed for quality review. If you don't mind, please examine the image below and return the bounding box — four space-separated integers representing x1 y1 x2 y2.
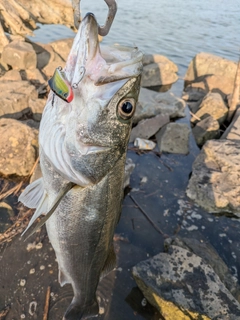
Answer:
63 299 99 320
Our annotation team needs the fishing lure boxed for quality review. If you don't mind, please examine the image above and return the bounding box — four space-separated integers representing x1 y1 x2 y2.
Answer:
48 67 74 103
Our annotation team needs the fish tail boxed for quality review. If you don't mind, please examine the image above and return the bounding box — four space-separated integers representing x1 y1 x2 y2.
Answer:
63 299 99 320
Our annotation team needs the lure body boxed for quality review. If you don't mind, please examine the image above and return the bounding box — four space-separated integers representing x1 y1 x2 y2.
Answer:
48 68 74 103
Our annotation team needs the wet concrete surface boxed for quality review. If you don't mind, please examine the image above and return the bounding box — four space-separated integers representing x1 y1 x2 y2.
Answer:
1 132 240 319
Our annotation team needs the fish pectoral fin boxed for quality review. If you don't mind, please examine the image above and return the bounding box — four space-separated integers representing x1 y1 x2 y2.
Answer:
100 244 117 280
22 182 76 241
21 190 48 237
64 299 99 320
19 178 44 209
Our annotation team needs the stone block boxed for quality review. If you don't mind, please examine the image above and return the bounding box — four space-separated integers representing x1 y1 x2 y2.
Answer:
192 92 228 125
156 123 190 154
130 114 169 142
2 41 37 70
192 116 220 146
187 139 240 215
134 88 186 124
133 245 240 320
0 118 38 177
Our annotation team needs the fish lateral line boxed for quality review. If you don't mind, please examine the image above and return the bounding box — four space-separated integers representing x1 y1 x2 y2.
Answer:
22 182 76 241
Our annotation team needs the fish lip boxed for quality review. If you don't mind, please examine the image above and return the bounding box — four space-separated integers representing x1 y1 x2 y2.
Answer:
69 12 99 86
78 139 110 155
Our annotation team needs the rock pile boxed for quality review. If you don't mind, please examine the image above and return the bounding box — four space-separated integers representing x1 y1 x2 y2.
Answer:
183 52 240 148
0 0 74 53
184 52 240 215
141 54 178 90
0 37 74 177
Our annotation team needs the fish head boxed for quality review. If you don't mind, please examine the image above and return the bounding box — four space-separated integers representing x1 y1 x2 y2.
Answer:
40 13 143 185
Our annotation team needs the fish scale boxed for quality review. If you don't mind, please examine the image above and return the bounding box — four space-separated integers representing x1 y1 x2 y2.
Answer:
43 152 125 319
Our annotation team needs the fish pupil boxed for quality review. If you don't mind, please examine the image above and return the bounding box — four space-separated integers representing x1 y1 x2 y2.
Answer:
121 102 133 114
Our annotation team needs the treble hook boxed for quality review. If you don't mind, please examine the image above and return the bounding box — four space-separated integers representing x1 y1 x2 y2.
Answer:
72 0 117 36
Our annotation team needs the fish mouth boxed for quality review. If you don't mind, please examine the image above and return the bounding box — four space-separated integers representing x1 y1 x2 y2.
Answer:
65 12 100 86
65 12 143 88
78 140 110 155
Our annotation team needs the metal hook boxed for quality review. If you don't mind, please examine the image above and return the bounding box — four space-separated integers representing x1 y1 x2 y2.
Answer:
98 0 117 36
72 0 117 36
72 66 86 89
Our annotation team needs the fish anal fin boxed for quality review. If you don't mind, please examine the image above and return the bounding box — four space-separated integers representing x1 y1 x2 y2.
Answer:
19 178 44 209
63 299 99 320
101 244 116 280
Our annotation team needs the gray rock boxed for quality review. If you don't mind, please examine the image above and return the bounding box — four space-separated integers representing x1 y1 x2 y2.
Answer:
49 38 74 62
31 42 51 70
0 21 9 54
134 88 186 124
184 74 239 101
0 81 38 119
0 0 74 37
0 202 14 233
0 118 38 177
133 245 240 320
0 56 9 74
187 139 240 215
182 87 206 102
2 41 37 70
41 46 65 77
191 92 228 125
130 114 169 142
18 0 74 28
187 101 203 114
165 237 240 303
141 62 178 87
142 54 178 71
185 52 238 86
21 119 40 130
22 68 46 85
29 98 46 121
0 70 22 81
192 116 220 146
223 109 240 141
156 123 190 154
124 158 135 188
31 42 65 76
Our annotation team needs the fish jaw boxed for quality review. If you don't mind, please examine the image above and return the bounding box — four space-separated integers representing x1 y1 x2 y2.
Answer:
65 12 104 86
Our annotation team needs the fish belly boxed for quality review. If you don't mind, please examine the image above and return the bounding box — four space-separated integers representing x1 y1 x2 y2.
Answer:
41 151 125 319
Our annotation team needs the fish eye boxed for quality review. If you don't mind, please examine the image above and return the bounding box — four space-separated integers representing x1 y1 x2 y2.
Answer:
117 98 136 120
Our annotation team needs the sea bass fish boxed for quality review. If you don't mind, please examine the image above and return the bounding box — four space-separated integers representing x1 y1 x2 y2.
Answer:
19 12 142 320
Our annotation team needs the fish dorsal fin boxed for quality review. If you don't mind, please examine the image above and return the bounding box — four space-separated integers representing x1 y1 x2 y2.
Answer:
22 182 76 241
19 178 44 209
100 244 116 280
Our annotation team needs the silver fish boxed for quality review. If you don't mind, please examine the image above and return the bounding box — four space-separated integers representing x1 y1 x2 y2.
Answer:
19 12 142 320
